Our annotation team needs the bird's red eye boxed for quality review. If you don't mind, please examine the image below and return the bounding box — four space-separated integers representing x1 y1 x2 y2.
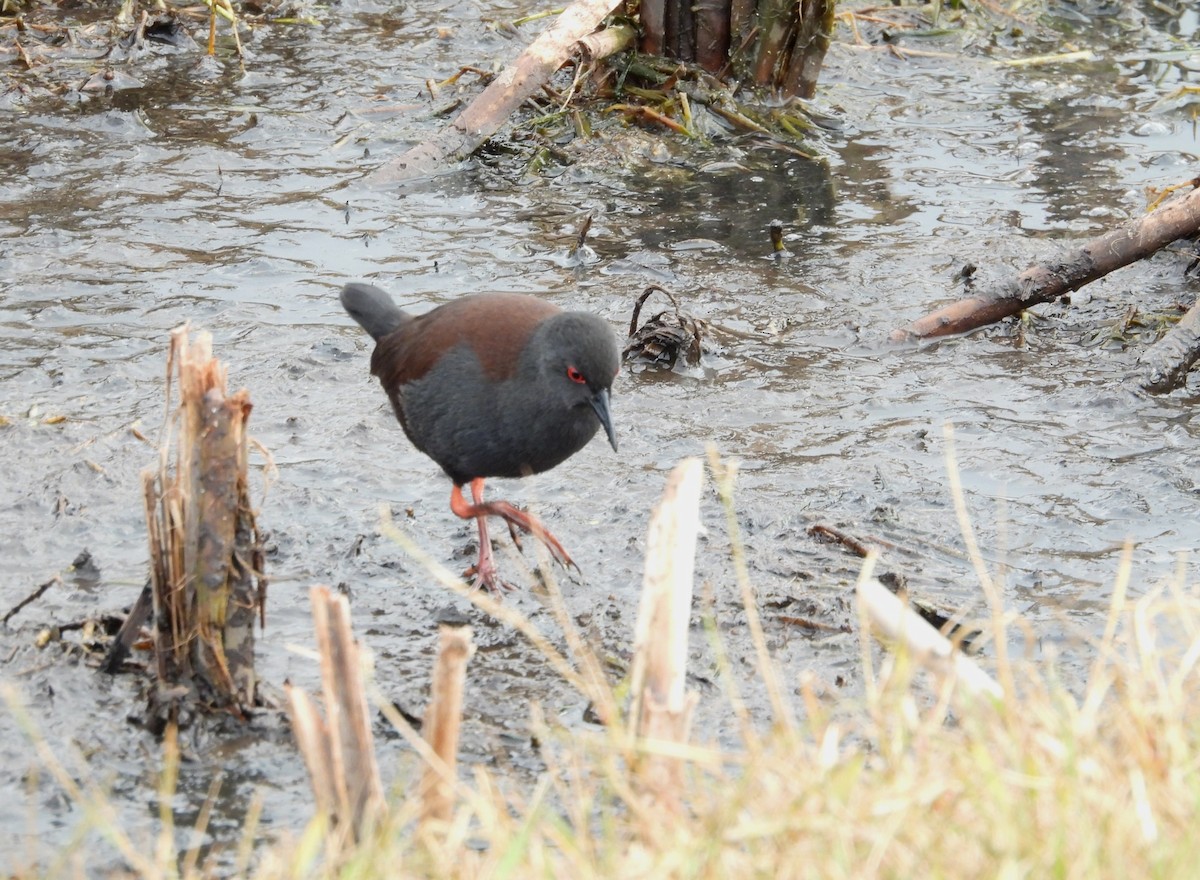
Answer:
566 366 586 384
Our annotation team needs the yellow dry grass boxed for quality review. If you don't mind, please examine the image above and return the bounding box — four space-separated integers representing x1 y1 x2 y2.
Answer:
6 450 1198 879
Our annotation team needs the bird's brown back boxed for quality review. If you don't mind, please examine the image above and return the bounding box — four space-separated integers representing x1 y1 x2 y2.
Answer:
370 293 561 391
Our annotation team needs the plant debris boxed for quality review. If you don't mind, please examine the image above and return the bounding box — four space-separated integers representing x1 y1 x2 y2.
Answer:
623 284 708 369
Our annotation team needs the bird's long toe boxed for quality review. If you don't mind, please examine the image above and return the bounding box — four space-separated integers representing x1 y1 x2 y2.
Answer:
503 507 576 570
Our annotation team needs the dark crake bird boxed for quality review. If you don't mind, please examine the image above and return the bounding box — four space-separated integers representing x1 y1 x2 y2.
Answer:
340 282 620 594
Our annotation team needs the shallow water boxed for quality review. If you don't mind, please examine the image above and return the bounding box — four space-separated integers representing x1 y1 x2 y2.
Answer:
1 0 1198 871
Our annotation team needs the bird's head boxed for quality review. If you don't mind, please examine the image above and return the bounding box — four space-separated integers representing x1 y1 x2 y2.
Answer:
537 312 620 451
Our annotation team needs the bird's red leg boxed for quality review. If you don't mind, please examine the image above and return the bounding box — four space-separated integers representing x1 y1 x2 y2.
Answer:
478 480 525 552
476 498 577 571
451 480 510 594
449 479 578 590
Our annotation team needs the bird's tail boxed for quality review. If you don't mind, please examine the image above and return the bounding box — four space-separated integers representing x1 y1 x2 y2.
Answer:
340 283 408 341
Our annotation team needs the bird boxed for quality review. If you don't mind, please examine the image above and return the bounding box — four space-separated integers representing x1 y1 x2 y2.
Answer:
340 282 620 594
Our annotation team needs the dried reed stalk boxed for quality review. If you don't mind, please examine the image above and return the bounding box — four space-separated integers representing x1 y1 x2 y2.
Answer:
629 457 703 807
285 586 386 842
419 621 476 826
144 326 262 722
857 575 1003 704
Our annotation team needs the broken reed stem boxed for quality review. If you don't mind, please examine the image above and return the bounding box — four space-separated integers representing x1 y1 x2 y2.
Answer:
419 621 476 827
629 457 703 808
574 23 636 62
693 0 731 72
856 568 1003 705
782 0 835 99
144 326 262 718
286 686 340 824
285 586 386 844
751 0 793 85
315 586 386 836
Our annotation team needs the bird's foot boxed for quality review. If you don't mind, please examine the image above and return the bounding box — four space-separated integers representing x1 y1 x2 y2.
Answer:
485 500 578 572
464 561 517 596
450 482 580 592
464 530 517 596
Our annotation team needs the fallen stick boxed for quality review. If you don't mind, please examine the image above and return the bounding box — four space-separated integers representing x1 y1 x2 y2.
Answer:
368 0 627 183
892 183 1200 342
101 580 152 673
2 575 61 626
1137 298 1200 393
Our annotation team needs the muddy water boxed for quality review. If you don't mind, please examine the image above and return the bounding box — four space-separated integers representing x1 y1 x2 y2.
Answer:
2 1 1198 870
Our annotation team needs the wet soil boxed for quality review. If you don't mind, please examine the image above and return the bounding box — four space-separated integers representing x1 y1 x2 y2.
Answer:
2 0 1198 871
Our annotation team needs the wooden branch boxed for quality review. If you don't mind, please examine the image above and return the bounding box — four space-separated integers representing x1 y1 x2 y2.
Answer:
3 575 62 627
892 184 1200 341
369 0 624 183
1137 298 1200 393
101 580 152 673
